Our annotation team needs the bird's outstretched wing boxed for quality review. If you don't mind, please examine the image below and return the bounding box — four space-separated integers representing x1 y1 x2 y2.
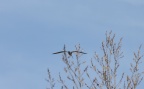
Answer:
79 52 87 54
71 51 87 54
53 51 67 54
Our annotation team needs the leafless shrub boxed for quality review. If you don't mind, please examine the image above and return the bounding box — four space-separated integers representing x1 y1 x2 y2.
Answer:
88 31 124 89
47 31 144 89
46 69 55 89
124 45 143 89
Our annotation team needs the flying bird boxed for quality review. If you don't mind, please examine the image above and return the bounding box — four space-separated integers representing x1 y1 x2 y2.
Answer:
53 51 87 56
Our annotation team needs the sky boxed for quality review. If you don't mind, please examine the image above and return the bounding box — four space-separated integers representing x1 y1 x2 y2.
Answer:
0 0 144 89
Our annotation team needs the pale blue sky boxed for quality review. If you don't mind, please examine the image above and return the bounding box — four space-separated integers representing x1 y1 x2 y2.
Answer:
0 0 144 89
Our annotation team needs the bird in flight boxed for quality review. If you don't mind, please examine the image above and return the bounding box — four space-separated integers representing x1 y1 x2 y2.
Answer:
53 51 87 56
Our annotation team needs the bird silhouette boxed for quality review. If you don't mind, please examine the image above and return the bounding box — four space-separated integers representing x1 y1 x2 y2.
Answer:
53 51 87 56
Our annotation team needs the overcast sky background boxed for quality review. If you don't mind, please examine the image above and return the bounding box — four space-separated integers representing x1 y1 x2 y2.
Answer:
0 0 144 89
